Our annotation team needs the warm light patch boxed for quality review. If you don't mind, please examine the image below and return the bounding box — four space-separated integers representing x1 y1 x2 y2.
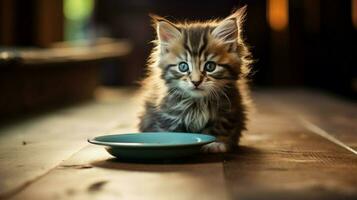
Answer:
267 0 289 31
353 0 357 29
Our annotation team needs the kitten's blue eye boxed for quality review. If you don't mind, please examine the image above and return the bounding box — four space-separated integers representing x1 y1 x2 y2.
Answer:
178 62 189 72
204 61 216 72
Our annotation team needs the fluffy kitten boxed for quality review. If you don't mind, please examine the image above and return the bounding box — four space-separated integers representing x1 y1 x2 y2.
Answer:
138 7 252 153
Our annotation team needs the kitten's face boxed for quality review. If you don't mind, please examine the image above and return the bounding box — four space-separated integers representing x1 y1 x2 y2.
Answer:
154 12 244 98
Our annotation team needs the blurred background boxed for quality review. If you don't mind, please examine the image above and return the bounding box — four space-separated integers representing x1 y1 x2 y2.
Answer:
0 0 356 118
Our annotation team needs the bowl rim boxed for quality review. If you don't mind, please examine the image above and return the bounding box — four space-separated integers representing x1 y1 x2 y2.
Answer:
87 132 216 148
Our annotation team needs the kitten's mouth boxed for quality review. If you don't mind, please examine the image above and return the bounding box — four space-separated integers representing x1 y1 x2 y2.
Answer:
191 86 206 93
189 87 206 96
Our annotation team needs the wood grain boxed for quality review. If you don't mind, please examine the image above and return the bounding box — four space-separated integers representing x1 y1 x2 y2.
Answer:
256 89 357 150
0 88 140 199
224 91 357 200
11 146 228 200
0 88 356 200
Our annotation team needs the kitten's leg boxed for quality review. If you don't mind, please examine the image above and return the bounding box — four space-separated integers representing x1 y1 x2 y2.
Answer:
201 135 237 153
201 127 229 153
201 141 229 153
201 123 241 153
202 110 245 153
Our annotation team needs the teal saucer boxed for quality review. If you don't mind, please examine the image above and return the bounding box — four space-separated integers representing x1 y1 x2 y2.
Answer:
88 132 216 160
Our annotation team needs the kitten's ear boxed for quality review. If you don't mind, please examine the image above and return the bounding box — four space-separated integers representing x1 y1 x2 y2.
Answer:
212 6 247 44
150 14 181 45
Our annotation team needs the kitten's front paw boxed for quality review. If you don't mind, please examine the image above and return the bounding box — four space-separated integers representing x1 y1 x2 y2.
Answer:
201 142 229 153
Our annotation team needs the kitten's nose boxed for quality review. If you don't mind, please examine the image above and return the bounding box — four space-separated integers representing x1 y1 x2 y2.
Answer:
191 80 202 87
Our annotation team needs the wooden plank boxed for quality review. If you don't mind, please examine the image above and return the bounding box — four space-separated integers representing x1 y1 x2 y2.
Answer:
5 87 228 200
255 89 357 149
0 88 140 199
1 88 356 200
224 91 357 200
11 146 228 200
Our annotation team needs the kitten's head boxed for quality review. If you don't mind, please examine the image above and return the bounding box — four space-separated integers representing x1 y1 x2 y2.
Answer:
151 7 251 98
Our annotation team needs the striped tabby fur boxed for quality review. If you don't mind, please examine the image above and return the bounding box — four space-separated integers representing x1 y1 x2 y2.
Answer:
138 7 252 152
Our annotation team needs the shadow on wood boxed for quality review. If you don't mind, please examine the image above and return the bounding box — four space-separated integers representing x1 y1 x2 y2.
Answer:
90 145 262 171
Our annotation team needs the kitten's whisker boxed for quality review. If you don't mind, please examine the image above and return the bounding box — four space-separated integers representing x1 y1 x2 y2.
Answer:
222 91 232 111
214 85 232 111
209 86 220 110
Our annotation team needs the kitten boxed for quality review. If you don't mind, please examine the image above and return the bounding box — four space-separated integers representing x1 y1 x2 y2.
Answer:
138 6 252 153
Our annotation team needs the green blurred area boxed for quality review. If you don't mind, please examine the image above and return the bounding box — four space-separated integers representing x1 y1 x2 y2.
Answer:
64 0 94 41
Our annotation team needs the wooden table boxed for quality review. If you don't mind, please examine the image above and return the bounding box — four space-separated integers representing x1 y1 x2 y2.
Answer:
0 88 356 200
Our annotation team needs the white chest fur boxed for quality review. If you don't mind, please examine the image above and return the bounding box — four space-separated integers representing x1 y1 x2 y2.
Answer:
165 97 213 132
182 100 210 132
